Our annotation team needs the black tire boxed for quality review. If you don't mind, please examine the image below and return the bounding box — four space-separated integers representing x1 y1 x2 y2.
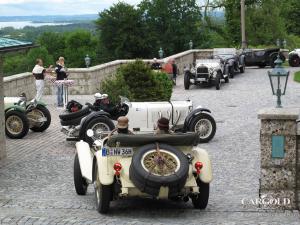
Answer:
224 76 229 83
74 153 88 195
60 116 84 126
5 110 29 139
289 54 300 67
191 178 209 209
93 162 112 214
229 66 234 78
258 64 266 68
28 105 51 132
184 72 190 90
240 64 245 73
188 113 216 143
84 116 115 146
129 143 189 197
215 72 221 90
59 106 90 121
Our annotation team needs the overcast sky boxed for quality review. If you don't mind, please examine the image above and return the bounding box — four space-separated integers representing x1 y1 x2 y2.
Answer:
0 0 145 16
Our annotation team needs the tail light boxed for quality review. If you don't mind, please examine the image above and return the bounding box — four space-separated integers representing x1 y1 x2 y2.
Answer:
195 161 203 175
113 163 122 176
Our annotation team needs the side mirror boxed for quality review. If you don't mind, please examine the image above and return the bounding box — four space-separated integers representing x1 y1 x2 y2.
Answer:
86 129 94 137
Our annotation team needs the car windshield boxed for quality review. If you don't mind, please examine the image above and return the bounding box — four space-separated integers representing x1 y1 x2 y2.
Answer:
120 96 132 107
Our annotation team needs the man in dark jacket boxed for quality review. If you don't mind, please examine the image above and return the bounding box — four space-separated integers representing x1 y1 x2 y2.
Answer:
55 57 68 107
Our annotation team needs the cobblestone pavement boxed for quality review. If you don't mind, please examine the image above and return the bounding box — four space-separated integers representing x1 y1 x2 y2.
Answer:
1 67 300 225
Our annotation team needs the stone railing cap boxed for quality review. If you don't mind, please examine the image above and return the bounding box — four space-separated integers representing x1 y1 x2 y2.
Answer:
258 108 300 120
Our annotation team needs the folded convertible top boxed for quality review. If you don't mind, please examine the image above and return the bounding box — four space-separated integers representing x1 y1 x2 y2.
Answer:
107 132 199 147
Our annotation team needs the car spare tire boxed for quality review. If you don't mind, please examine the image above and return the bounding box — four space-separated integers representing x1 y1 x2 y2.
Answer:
129 143 189 197
59 106 90 121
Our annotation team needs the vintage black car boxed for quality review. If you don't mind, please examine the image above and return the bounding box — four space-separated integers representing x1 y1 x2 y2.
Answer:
213 48 245 78
241 48 285 68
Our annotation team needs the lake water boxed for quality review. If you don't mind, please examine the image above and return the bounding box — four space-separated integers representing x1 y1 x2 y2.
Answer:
0 21 72 29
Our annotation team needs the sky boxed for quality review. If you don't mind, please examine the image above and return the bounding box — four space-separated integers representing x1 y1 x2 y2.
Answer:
0 0 143 16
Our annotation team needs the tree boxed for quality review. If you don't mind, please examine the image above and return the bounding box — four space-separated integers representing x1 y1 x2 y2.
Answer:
281 0 300 36
221 0 286 47
64 30 97 67
38 32 66 61
96 2 151 61
25 47 54 69
100 60 172 103
139 0 204 55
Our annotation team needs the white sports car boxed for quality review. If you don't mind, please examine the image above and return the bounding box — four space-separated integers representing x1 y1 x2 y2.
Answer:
60 97 216 145
74 129 213 213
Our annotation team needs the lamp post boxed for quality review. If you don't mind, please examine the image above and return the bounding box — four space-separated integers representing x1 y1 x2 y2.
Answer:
189 40 193 50
158 47 164 59
276 39 280 47
283 39 287 49
268 55 289 108
241 0 247 49
84 54 91 68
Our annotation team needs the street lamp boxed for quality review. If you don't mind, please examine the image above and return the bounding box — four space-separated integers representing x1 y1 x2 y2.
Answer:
84 54 91 68
158 47 164 59
276 39 280 47
283 39 287 49
189 40 193 50
268 55 289 108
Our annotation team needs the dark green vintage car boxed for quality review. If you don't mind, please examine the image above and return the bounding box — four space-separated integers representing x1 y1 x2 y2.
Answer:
4 95 51 139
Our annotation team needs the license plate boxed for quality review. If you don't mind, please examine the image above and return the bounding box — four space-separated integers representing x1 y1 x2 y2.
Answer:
102 147 133 157
196 78 207 81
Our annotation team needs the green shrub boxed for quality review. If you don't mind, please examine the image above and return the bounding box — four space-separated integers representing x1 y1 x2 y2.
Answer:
100 60 173 103
294 71 300 83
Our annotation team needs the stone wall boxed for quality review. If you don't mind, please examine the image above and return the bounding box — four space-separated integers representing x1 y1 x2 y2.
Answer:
3 49 214 97
258 108 299 210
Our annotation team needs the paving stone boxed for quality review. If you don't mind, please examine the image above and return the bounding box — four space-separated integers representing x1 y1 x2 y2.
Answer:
0 67 300 224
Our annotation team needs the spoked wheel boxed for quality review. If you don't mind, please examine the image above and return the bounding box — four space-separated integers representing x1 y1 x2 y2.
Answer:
5 110 29 139
215 72 221 90
84 117 115 146
130 143 189 197
93 162 112 214
27 105 51 132
189 113 216 143
191 178 210 209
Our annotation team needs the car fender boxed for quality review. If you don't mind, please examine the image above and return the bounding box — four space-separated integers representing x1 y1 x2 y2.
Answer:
192 147 213 183
79 111 111 139
76 140 93 182
94 150 115 185
239 54 245 65
183 108 211 131
5 105 25 113
227 59 235 67
36 101 47 107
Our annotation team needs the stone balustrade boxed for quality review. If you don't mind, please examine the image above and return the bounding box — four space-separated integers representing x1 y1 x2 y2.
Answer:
3 49 213 98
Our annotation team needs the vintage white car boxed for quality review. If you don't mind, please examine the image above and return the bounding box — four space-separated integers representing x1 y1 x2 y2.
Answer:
60 97 216 145
184 59 229 90
74 129 213 213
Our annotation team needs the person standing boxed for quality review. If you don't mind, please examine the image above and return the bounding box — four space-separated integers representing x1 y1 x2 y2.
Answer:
32 58 52 101
151 58 161 70
55 57 68 107
171 59 178 85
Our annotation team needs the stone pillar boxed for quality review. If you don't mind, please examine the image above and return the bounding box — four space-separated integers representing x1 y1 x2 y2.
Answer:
0 55 6 160
258 108 299 209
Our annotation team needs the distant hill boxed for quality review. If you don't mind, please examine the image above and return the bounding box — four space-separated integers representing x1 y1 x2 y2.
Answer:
0 14 98 23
